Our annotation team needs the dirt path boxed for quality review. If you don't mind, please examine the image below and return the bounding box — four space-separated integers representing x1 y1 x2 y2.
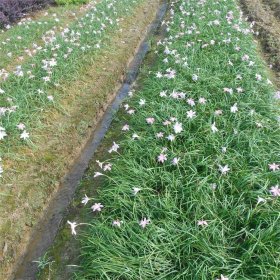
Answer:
0 0 160 279
240 0 280 85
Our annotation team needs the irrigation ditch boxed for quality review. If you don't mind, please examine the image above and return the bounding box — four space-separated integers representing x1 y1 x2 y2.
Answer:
13 1 168 279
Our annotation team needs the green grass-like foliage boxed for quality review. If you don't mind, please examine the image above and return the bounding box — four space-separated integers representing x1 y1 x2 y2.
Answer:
55 0 88 5
73 0 280 279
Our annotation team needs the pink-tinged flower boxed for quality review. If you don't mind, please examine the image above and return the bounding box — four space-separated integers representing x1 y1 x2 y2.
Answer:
94 172 103 178
17 123 25 130
172 157 180 165
163 120 171 126
219 165 230 175
139 218 151 229
173 122 183 134
20 130 29 140
112 220 123 227
269 163 279 171
269 185 280 197
242 54 249 61
187 110 196 119
67 221 78 235
187 98 195 107
211 122 218 133
157 154 167 163
122 124 129 131
274 91 280 99
197 220 208 226
108 142 119 153
81 194 90 205
132 187 141 195
91 203 104 212
230 103 238 113
146 117 155 124
198 97 206 104
103 163 112 171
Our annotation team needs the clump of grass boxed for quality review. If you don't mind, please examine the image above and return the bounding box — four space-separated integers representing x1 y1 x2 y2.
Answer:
70 0 280 279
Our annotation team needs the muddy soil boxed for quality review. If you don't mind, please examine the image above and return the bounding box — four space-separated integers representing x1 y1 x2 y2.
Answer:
240 0 280 86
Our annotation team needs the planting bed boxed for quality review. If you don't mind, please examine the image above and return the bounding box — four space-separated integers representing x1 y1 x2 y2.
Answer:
56 0 279 279
0 0 160 278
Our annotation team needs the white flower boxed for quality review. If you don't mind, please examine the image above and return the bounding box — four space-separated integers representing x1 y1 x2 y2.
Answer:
186 110 196 119
139 218 151 228
221 147 227 153
211 122 218 133
108 142 119 153
172 157 180 165
167 134 175 141
219 165 230 175
192 74 198 81
198 97 206 104
81 194 90 205
122 124 130 131
230 103 238 113
0 127 7 140
256 74 262 81
257 197 266 204
103 163 112 171
91 203 104 212
112 220 123 227
20 130 29 140
132 133 140 140
132 187 141 195
197 220 208 226
0 165 3 177
139 99 146 106
173 122 183 134
94 172 103 178
17 123 25 130
216 275 229 280
67 221 78 235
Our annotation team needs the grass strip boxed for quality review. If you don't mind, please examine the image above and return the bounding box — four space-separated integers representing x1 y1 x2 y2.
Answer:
71 0 280 279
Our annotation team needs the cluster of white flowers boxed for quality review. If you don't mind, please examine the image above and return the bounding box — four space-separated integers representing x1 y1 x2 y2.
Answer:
0 0 135 177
